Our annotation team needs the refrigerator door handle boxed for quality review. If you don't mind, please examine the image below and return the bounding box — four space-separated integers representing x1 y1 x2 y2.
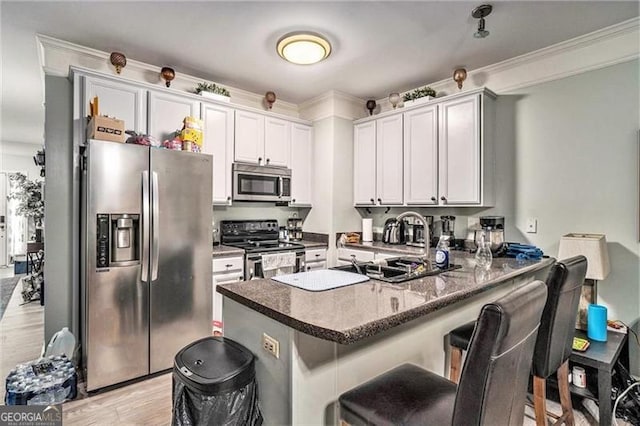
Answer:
151 171 160 281
278 176 283 197
141 170 150 283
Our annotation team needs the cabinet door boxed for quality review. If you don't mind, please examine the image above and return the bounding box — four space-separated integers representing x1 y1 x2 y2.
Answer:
337 248 375 262
353 122 377 205
84 76 147 135
290 123 312 206
202 103 234 205
213 271 243 325
234 110 265 164
264 117 291 167
306 261 327 271
404 106 438 205
438 94 480 205
148 91 199 143
376 115 404 205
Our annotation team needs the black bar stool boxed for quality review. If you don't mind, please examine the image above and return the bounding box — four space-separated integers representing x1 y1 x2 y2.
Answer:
339 280 548 426
448 256 587 426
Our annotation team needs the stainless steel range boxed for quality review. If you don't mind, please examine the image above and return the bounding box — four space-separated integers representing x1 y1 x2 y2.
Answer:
220 220 305 279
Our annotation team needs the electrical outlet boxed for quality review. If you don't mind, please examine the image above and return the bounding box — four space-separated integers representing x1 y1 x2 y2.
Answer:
526 218 538 234
262 333 280 359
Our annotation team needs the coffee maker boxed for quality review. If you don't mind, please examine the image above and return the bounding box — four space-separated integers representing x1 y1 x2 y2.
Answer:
405 215 433 248
478 216 505 253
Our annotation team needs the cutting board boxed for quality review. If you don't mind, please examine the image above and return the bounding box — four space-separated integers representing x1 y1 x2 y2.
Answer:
272 269 370 292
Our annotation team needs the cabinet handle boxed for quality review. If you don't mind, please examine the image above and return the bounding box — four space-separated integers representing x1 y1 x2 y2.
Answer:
266 158 270 164
307 266 311 271
315 254 320 257
440 196 447 202
431 196 437 202
377 198 382 204
225 264 233 268
350 255 356 259
258 157 262 164
237 276 242 281
370 198 375 204
292 199 296 203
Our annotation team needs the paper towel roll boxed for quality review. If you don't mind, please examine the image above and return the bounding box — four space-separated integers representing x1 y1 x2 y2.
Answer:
362 218 373 242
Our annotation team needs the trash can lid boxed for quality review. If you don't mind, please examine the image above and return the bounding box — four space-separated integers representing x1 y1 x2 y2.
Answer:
174 336 256 394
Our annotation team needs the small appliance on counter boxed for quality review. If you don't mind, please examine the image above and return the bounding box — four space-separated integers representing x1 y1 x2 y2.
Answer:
404 215 433 248
287 216 303 241
440 215 456 238
382 218 406 245
478 216 505 253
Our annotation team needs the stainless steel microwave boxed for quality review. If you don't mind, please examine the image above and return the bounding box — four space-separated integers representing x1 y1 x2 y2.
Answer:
232 163 292 202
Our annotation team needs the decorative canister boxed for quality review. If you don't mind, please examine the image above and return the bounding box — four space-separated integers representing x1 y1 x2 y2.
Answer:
572 366 586 388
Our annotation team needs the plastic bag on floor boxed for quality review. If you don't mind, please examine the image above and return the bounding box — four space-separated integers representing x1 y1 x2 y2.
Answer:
612 360 640 425
172 377 263 426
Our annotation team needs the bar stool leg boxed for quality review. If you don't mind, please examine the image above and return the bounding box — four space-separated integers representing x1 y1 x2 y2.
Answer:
533 375 548 426
449 347 463 383
557 361 575 426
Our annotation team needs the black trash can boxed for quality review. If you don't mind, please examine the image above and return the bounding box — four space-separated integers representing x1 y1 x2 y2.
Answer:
172 336 263 426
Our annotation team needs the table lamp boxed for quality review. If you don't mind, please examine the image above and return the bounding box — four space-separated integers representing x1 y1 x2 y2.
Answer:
558 233 610 330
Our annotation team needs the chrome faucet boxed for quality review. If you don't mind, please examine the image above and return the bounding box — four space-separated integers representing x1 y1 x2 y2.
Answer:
350 255 363 275
395 211 430 258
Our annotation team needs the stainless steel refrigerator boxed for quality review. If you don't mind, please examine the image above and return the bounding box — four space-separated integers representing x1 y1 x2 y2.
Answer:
81 140 212 391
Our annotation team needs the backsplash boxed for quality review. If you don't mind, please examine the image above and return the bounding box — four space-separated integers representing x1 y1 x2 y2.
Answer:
213 203 310 229
355 207 496 240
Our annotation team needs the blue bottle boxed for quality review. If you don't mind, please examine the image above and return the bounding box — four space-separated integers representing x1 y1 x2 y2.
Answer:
435 236 450 269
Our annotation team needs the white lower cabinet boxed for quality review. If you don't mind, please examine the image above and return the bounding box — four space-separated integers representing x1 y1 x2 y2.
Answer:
337 248 375 266
305 248 327 271
212 256 244 334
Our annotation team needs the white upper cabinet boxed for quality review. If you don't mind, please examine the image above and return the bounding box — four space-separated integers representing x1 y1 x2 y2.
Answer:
234 110 265 165
353 88 495 207
264 117 291 168
83 76 147 135
375 115 404 205
201 103 234 205
290 123 312 206
438 94 480 205
404 105 438 205
148 91 200 143
353 121 377 205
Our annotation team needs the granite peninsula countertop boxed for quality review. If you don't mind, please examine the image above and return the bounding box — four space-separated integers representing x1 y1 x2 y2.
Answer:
218 254 554 344
299 240 328 249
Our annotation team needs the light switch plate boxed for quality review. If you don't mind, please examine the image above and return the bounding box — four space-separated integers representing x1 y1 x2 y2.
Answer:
526 218 537 234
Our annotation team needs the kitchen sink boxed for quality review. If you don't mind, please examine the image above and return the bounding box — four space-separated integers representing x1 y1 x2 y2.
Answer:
331 257 461 284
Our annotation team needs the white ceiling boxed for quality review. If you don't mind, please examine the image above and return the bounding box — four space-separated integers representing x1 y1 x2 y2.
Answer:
1 1 638 146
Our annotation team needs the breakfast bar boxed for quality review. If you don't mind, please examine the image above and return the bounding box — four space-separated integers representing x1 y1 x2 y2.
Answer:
218 254 554 425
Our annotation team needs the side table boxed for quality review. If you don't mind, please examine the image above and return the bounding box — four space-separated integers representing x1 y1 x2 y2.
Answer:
569 329 629 426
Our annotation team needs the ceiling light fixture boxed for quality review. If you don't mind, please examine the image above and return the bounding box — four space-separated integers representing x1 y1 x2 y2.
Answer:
277 31 331 65
472 4 492 39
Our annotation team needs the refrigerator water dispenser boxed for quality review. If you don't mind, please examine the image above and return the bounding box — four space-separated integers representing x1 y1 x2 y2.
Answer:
97 213 140 266
111 214 139 264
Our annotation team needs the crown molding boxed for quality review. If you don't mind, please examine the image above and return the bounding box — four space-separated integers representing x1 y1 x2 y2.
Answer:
36 34 300 117
376 17 640 111
299 90 367 121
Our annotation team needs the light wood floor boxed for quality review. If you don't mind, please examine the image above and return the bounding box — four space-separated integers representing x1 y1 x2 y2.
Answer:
0 275 611 425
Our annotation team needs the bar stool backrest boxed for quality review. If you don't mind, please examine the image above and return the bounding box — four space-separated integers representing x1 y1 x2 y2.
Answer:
453 280 548 426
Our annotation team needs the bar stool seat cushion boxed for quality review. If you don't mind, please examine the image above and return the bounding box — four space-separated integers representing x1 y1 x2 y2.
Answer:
339 363 456 426
449 320 474 350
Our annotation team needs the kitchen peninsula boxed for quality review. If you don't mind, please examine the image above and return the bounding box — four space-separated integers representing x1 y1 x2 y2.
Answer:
218 254 554 425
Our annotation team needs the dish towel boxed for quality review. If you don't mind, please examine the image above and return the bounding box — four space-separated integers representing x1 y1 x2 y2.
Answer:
261 252 297 271
506 243 544 260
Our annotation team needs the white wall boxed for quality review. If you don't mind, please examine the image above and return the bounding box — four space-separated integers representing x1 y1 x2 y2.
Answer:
491 60 640 373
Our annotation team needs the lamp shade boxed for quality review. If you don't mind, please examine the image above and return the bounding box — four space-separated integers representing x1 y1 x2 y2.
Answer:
558 233 610 280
